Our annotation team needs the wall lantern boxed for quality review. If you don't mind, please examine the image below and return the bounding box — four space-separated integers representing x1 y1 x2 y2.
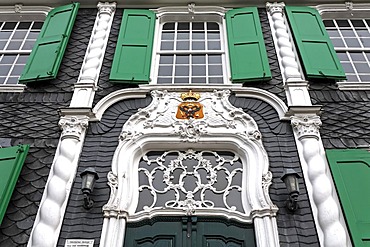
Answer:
80 167 99 209
280 168 301 212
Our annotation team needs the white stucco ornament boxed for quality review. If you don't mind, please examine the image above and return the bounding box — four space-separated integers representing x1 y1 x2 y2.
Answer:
99 90 280 247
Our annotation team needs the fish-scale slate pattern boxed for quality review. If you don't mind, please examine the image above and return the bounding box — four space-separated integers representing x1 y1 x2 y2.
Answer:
310 83 370 148
0 9 95 247
248 9 286 103
230 95 319 246
57 97 152 247
0 102 62 246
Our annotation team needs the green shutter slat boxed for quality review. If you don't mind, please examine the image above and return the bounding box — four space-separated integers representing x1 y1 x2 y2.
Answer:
326 149 370 246
19 3 80 84
0 145 29 224
110 9 156 84
285 6 346 81
226 7 271 83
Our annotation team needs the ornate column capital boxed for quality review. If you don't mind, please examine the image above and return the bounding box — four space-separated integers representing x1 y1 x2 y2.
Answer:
291 115 322 140
266 2 285 14
97 2 116 15
59 116 89 140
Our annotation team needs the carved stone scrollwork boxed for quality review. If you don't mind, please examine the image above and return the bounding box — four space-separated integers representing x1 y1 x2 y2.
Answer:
291 115 321 140
103 171 120 216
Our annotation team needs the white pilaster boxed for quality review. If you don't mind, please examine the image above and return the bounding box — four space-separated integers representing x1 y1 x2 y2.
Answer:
290 113 351 247
70 2 116 108
266 2 311 106
28 3 116 247
27 116 89 247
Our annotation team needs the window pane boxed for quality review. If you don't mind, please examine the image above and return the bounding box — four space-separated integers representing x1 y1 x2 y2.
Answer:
157 77 172 84
208 55 222 64
192 55 206 64
178 23 189 30
350 53 366 61
159 55 174 64
352 20 365 28
17 22 31 29
192 32 204 40
176 41 189 50
324 20 335 27
174 77 189 83
32 22 43 30
1 55 17 64
158 66 173 76
3 22 16 30
176 55 189 64
337 20 350 27
0 65 11 76
6 41 22 50
12 31 27 39
161 41 174 50
209 77 223 84
207 22 219 30
354 63 370 73
209 65 222 75
208 41 221 50
192 22 203 30
177 31 189 40
192 65 206 76
162 32 174 40
192 41 205 50
345 38 360 48
175 65 189 76
163 23 175 30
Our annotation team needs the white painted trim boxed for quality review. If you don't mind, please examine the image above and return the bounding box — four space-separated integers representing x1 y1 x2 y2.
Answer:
92 86 288 121
0 5 51 17
0 84 26 92
99 90 280 247
290 114 352 247
70 2 116 107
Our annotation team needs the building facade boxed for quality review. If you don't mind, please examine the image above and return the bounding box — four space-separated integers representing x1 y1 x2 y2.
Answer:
0 0 369 246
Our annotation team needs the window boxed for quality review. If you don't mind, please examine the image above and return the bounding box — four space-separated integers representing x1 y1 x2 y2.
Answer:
153 15 227 84
0 6 50 91
110 6 271 84
324 19 370 83
0 21 43 85
318 4 370 89
326 149 370 246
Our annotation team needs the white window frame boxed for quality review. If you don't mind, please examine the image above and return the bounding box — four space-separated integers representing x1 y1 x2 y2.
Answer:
150 6 232 85
317 3 370 90
0 5 51 92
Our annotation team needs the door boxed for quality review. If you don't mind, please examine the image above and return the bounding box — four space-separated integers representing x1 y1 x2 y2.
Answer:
124 217 256 247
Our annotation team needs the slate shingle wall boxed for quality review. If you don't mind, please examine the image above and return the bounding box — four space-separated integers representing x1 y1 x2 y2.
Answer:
309 83 370 149
57 97 152 247
0 9 96 247
230 96 319 246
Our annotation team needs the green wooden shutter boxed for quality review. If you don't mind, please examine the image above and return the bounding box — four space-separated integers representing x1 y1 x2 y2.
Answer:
226 7 271 83
19 3 80 84
326 149 370 246
285 6 346 81
0 145 29 224
110 9 156 84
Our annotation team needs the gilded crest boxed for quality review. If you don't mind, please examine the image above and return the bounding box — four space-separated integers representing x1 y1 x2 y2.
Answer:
176 90 204 119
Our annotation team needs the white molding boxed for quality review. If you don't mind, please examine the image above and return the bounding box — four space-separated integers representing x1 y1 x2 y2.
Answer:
266 2 312 106
27 116 89 247
92 86 288 121
0 85 26 92
70 2 116 108
99 90 280 247
0 5 51 17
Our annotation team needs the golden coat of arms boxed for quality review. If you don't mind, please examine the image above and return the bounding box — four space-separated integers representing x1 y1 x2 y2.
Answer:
176 90 204 119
